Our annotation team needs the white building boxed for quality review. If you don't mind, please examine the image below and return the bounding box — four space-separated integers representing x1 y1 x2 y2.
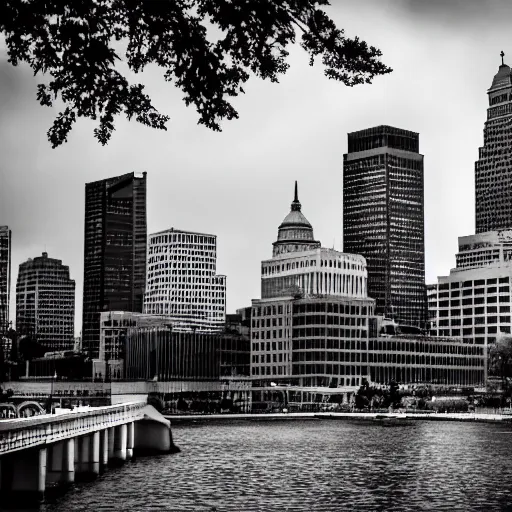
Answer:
144 228 226 332
428 231 512 382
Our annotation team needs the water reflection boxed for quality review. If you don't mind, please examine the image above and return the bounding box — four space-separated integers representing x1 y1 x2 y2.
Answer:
42 420 512 511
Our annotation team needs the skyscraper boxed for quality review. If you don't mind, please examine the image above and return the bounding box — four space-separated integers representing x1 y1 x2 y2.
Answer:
16 252 75 351
343 125 426 327
0 226 11 333
82 172 147 358
144 228 226 331
475 53 512 233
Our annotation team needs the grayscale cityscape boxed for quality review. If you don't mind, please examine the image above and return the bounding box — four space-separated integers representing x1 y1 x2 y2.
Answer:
2 1 512 511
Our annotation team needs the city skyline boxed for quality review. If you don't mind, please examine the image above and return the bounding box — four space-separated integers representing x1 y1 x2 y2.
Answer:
1 0 512 335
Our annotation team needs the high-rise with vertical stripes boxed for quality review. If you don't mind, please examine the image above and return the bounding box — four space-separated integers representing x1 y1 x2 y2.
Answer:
0 226 11 333
343 125 426 327
82 172 147 358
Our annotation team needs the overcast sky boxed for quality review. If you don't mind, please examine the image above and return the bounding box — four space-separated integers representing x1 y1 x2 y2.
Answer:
1 0 511 336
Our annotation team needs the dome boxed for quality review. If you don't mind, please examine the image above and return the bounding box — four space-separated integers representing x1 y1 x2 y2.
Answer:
490 63 512 90
272 182 321 257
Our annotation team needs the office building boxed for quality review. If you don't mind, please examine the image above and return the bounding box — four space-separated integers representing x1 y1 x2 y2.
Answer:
343 125 426 327
251 184 376 403
16 252 75 351
475 55 512 233
428 232 512 364
144 228 226 332
0 226 11 333
82 172 147 358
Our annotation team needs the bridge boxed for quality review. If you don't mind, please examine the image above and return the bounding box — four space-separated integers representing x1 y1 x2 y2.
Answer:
0 402 178 504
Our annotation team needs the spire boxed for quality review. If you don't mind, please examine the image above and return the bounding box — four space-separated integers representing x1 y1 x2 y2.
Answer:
291 181 301 212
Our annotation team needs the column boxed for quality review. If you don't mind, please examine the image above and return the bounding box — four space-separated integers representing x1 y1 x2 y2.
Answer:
108 427 115 460
62 438 75 483
126 422 134 460
38 448 47 497
101 429 109 468
113 424 127 461
90 431 100 475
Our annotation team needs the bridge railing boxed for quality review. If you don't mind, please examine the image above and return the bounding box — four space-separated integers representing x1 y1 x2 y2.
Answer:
0 402 147 455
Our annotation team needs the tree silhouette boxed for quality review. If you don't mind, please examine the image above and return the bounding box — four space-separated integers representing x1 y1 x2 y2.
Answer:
1 0 392 147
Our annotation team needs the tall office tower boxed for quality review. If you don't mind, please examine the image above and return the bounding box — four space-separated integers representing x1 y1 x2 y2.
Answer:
0 226 11 333
475 53 512 233
16 252 75 351
343 125 426 327
82 172 147 358
144 228 226 332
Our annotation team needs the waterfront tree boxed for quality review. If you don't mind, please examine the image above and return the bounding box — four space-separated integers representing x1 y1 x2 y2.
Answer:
1 0 392 147
488 333 512 393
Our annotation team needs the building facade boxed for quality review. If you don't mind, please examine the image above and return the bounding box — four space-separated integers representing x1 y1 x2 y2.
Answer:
82 172 147 358
16 252 75 351
429 233 512 346
0 226 11 333
343 125 426 327
251 185 376 405
143 228 226 332
475 57 512 233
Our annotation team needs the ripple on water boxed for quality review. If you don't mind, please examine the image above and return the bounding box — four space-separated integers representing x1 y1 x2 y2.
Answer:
40 420 512 512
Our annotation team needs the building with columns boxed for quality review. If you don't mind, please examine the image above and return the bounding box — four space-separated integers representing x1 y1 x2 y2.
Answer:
251 184 376 407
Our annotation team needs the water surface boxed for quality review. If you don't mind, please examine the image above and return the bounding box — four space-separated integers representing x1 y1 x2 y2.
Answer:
42 419 512 511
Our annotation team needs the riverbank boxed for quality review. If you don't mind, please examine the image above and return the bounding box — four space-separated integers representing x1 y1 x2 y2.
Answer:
166 411 512 424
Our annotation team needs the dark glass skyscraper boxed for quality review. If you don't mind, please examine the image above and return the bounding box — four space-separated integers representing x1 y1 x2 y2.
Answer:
475 56 512 233
0 226 11 333
82 172 147 358
16 252 75 351
343 125 426 327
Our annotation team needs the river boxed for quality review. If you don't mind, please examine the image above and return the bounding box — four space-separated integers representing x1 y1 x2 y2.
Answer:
40 418 512 511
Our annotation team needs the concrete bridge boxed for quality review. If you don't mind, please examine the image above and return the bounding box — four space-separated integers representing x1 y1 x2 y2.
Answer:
0 402 178 504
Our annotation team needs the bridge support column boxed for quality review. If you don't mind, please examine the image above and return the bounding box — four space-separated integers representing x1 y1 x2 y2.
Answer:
91 431 100 475
126 422 134 460
0 446 47 504
100 428 109 468
46 439 74 485
75 434 99 479
108 426 115 460
113 424 127 462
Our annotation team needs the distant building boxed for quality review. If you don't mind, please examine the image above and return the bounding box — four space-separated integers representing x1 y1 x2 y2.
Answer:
343 125 426 327
16 252 75 351
82 172 147 358
475 56 512 233
251 184 375 406
428 231 512 383
0 226 11 333
143 228 226 332
124 326 250 391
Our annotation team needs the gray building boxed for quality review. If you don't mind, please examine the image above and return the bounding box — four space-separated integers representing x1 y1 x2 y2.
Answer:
16 252 75 351
0 226 11 333
82 172 147 358
343 125 426 328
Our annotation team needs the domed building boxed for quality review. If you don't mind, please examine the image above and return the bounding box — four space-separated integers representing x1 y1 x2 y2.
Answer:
272 182 321 257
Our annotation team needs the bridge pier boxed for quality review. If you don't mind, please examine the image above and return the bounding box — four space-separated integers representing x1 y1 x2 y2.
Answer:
126 422 134 460
75 433 100 479
0 446 47 504
46 439 75 485
113 423 127 462
101 428 109 468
